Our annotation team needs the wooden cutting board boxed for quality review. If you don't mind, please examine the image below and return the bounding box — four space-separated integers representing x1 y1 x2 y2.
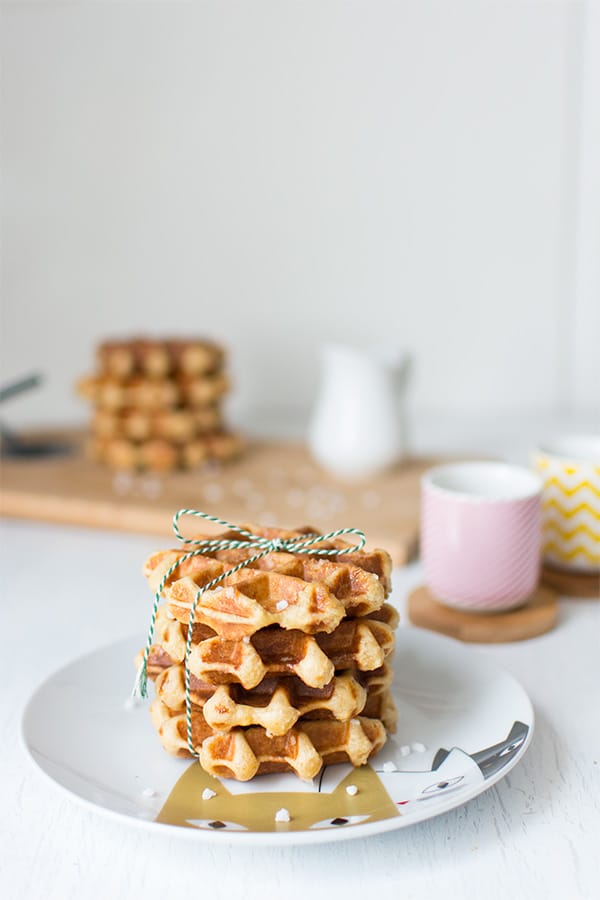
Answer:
0 430 437 564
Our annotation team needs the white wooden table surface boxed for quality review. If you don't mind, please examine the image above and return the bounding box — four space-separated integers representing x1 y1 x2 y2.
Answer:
1 518 599 900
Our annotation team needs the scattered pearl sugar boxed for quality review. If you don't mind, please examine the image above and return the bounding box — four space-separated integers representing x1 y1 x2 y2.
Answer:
141 477 161 499
268 467 286 487
202 788 217 800
295 465 318 485
275 600 289 611
232 477 253 496
286 489 305 508
362 490 380 509
400 745 411 757
202 483 223 503
383 761 398 773
345 785 358 796
244 493 265 511
141 787 156 798
328 493 346 513
412 742 427 753
113 472 133 495
275 808 290 823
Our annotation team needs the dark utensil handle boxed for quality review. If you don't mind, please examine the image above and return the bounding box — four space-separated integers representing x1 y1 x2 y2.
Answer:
0 373 43 404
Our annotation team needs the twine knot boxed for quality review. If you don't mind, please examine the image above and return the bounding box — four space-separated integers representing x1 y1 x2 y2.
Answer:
268 537 285 552
132 509 366 757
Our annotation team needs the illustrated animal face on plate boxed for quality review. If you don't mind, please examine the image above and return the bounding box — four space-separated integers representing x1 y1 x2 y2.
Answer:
374 721 529 815
154 722 529 832
155 761 398 833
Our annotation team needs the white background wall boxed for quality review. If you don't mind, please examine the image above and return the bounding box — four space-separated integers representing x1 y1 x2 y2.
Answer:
1 0 598 438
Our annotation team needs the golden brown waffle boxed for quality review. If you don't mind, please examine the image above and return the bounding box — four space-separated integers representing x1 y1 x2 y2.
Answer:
154 667 368 734
185 432 244 465
145 528 392 595
139 521 396 779
89 431 244 471
90 437 179 472
142 603 396 688
143 528 392 641
163 568 348 639
221 524 393 596
77 372 229 411
144 627 334 688
146 549 386 622
315 613 395 670
96 338 224 378
150 698 387 779
154 662 396 734
193 524 393 596
91 406 222 442
362 688 397 732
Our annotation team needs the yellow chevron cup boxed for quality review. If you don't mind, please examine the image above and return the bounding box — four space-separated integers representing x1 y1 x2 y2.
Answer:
532 436 600 573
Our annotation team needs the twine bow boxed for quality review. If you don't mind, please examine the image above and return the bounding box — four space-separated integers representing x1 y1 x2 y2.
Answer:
132 509 366 756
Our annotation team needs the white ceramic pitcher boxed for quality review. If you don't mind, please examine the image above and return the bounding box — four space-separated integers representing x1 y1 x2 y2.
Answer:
308 343 408 479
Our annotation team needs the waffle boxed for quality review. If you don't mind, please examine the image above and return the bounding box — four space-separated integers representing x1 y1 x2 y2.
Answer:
153 662 396 733
139 520 396 779
142 603 396 688
146 551 386 626
91 406 222 442
77 373 229 411
96 338 224 378
144 526 392 596
362 688 397 732
89 431 244 471
143 526 392 639
162 568 347 638
155 667 369 734
150 698 387 779
184 432 244 464
222 524 394 596
90 437 179 472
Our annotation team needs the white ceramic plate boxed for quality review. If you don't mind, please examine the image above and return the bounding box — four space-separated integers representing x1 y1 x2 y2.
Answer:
21 628 533 845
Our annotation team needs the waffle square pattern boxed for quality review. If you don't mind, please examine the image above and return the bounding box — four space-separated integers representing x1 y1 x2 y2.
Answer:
138 523 398 781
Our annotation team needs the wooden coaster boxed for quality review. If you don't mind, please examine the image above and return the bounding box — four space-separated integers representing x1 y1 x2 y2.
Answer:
407 585 558 643
541 565 599 600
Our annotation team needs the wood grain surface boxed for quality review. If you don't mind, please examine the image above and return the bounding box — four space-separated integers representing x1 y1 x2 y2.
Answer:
0 430 437 564
407 584 559 642
541 564 600 599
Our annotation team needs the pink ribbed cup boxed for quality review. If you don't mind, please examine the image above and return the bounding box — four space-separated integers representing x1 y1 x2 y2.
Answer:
421 462 542 612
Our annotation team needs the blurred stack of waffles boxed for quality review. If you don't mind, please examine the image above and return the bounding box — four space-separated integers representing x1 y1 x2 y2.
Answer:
138 523 398 781
77 338 243 471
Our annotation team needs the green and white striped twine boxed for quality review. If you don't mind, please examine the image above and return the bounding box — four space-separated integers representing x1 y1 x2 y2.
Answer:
132 508 366 757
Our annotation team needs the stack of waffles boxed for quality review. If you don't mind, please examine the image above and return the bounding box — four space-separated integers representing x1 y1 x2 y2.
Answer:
77 338 243 471
139 524 398 781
